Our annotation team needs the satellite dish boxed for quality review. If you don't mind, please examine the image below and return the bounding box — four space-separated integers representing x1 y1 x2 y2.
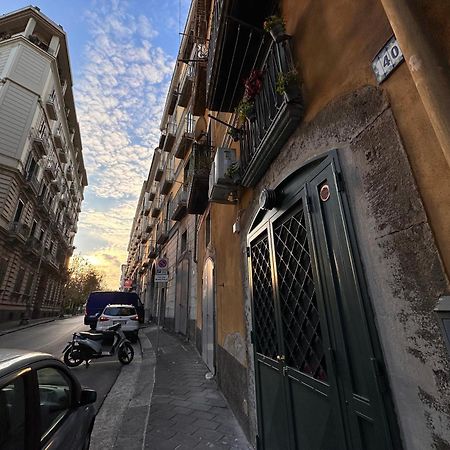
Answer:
194 116 207 142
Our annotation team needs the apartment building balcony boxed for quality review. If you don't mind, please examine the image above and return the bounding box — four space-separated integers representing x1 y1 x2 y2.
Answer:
24 172 41 196
37 192 51 214
161 166 174 195
170 186 187 221
26 236 44 256
43 159 57 181
156 220 169 245
155 162 164 181
46 95 58 121
143 201 151 216
148 245 157 259
178 63 194 108
239 41 303 187
151 196 163 218
148 183 157 201
163 120 177 153
174 114 195 160
53 129 64 148
58 147 68 164
30 127 48 157
66 167 73 181
59 193 68 207
141 233 149 244
7 222 30 242
186 143 211 214
167 91 178 116
50 178 62 193
145 220 154 233
206 0 273 111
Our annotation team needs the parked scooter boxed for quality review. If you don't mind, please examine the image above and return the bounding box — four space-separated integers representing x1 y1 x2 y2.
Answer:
63 323 134 367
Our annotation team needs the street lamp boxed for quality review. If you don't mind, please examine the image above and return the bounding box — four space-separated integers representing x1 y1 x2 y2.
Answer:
434 296 450 356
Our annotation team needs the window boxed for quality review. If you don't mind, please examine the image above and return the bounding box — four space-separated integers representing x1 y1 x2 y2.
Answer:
14 200 24 223
37 367 71 439
205 212 211 246
25 154 37 179
0 376 26 450
38 119 46 137
30 220 37 238
13 269 25 294
181 230 187 253
103 306 136 316
24 272 34 295
39 229 45 242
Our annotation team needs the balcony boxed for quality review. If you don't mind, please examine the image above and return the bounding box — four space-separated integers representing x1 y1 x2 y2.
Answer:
161 166 174 195
239 40 303 187
170 187 187 221
186 143 212 214
27 236 43 255
148 183 157 201
46 95 58 121
38 193 51 213
151 196 163 218
206 0 273 111
167 91 178 116
30 127 48 157
174 114 195 160
8 222 30 242
58 148 68 164
24 172 41 196
53 129 64 148
156 220 169 245
141 233 149 244
59 194 68 207
50 178 61 193
66 168 73 181
43 159 57 181
163 120 177 153
178 64 194 108
145 220 154 233
148 245 157 260
155 163 164 181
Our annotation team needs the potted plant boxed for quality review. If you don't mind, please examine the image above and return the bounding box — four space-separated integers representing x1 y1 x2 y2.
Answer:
263 15 287 43
227 127 242 142
235 98 256 123
244 69 263 100
276 69 301 101
225 161 241 184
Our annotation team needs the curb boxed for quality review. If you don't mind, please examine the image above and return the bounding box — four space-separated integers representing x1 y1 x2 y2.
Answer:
0 318 57 336
90 328 156 450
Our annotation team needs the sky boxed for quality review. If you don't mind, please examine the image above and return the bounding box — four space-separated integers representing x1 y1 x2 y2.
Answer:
1 0 190 288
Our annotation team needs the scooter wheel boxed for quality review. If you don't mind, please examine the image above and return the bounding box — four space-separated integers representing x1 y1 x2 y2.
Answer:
64 347 83 367
118 342 134 365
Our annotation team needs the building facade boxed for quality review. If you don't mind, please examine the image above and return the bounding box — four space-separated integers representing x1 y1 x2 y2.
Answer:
125 0 450 449
0 7 87 322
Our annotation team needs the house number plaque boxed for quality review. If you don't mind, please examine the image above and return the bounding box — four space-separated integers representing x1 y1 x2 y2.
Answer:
372 35 404 83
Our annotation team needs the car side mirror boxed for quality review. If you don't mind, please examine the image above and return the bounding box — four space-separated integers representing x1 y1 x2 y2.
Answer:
79 388 97 406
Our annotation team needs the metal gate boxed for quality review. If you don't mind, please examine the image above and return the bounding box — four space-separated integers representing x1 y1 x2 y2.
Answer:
248 158 398 450
175 258 189 335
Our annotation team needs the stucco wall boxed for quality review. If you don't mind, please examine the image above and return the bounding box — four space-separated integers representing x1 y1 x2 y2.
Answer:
240 86 450 449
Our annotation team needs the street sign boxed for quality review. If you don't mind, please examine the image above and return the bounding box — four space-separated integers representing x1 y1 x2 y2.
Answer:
155 257 168 283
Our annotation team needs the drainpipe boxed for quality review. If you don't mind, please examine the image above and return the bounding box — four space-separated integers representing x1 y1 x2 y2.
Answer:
380 0 450 168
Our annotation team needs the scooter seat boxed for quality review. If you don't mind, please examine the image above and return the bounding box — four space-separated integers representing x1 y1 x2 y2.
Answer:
79 332 104 341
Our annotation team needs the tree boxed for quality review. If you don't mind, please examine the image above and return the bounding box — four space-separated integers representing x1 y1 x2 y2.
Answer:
64 256 104 314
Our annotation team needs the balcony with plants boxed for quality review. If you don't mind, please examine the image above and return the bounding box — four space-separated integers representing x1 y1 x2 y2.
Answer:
174 112 196 160
186 142 212 214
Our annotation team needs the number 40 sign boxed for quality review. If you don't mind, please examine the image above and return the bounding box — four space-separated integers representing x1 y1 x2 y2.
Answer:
372 35 404 83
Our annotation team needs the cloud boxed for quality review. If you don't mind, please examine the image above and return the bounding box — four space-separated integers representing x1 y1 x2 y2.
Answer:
73 0 176 288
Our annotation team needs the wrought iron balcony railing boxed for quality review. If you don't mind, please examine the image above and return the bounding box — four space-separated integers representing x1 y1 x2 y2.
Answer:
156 220 169 245
186 143 212 214
178 63 195 108
239 39 303 187
30 127 49 157
174 113 196 160
163 119 177 153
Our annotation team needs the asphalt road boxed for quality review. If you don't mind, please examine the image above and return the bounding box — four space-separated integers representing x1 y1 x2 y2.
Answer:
0 315 123 412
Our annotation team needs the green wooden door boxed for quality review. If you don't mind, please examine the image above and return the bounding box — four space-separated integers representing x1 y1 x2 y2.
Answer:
248 159 398 450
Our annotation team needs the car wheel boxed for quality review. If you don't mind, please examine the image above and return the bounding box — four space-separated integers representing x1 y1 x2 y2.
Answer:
118 342 134 364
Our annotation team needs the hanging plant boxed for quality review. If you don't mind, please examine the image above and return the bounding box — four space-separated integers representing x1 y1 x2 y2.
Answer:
263 15 287 42
244 69 263 100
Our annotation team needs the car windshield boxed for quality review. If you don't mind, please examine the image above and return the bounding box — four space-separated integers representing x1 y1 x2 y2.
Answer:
103 306 135 316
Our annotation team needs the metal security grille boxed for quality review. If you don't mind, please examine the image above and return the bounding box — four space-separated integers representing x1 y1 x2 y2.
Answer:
273 206 327 381
251 232 278 359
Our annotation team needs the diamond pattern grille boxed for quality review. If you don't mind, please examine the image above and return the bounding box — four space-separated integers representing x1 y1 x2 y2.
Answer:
251 232 278 359
273 205 327 381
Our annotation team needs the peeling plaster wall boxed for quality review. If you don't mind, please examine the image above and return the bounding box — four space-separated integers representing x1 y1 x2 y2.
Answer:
240 86 450 449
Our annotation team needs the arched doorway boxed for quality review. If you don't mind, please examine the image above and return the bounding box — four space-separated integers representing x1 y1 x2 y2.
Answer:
202 257 215 373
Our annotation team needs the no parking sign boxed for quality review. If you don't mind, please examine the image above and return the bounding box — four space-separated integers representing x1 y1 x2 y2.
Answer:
155 257 169 283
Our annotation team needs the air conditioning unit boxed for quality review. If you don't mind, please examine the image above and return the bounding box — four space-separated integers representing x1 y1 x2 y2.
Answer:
209 148 237 203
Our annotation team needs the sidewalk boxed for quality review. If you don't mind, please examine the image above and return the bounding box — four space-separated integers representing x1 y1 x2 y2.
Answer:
0 316 57 336
92 325 252 450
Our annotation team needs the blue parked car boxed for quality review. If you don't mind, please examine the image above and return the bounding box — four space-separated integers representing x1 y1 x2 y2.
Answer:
84 291 144 330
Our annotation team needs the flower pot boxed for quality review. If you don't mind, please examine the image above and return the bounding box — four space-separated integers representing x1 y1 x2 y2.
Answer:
269 24 288 43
